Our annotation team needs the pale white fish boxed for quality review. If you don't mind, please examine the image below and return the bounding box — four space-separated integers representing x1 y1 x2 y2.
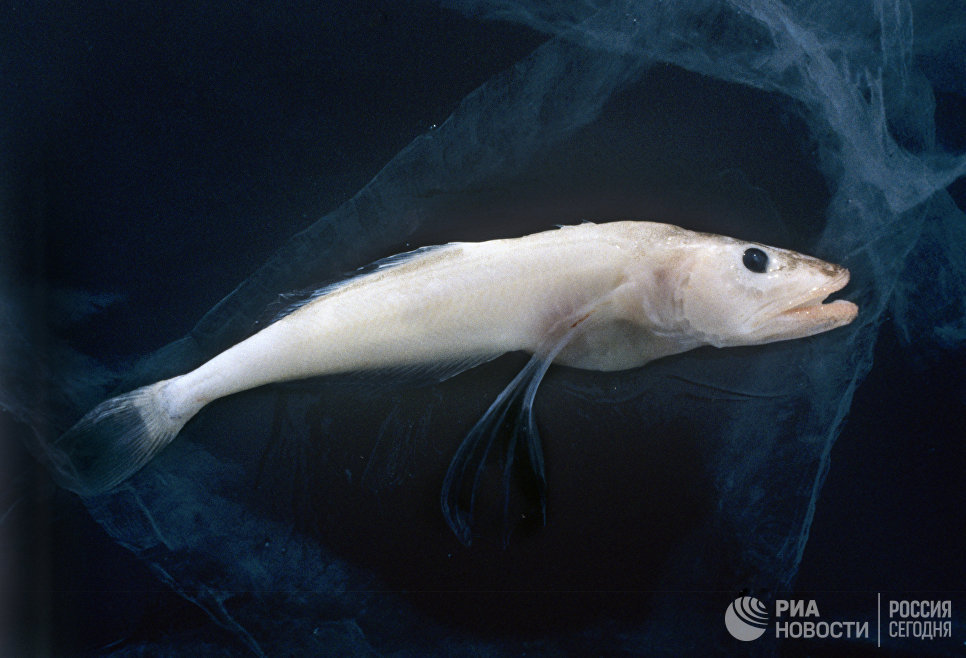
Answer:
52 221 857 543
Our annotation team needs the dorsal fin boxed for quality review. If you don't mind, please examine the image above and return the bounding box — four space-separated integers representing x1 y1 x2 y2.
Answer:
270 243 461 323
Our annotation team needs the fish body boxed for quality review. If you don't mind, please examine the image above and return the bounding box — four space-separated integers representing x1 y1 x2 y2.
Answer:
53 221 857 540
168 222 685 414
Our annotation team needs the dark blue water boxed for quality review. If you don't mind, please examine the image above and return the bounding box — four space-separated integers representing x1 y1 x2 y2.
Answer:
3 1 964 655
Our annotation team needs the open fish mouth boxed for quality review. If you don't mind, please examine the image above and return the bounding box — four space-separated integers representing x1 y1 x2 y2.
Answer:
780 269 858 325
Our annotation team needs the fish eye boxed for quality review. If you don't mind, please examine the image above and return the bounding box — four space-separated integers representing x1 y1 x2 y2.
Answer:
742 247 768 273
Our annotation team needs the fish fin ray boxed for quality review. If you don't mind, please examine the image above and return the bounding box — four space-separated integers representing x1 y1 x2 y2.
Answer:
268 353 505 399
440 362 527 545
51 381 190 495
441 322 582 545
376 353 504 385
271 243 463 322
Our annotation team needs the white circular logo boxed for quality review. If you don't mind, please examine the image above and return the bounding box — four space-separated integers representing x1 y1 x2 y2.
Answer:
725 596 769 641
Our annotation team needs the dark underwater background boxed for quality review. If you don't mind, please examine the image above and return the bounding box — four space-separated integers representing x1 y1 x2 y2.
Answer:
2 1 965 655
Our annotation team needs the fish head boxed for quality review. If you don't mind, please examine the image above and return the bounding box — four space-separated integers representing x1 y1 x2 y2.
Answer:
668 234 858 348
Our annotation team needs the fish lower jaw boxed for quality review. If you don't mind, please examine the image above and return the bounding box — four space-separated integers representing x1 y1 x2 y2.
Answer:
781 298 858 324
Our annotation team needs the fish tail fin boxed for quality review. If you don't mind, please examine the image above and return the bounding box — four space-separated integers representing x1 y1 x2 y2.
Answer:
51 379 193 496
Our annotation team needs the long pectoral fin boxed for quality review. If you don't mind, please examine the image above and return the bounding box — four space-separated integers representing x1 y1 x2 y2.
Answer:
440 322 581 546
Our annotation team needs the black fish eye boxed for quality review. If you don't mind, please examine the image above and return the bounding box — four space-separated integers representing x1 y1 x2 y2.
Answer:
742 247 768 273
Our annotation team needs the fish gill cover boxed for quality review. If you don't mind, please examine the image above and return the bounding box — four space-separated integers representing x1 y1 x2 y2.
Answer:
2 0 965 655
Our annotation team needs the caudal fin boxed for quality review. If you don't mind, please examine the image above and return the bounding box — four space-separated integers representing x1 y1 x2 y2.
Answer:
51 380 191 496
